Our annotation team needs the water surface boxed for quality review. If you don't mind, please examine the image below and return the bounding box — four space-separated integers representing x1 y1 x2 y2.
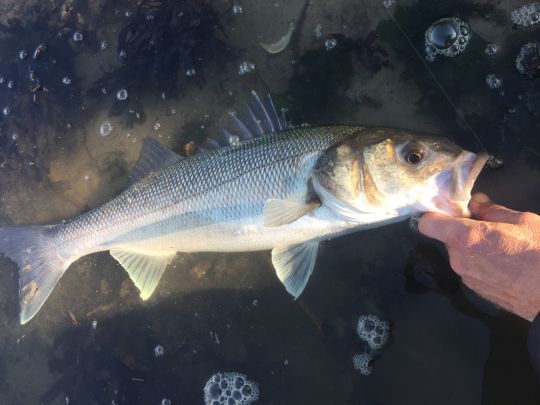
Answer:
0 0 539 404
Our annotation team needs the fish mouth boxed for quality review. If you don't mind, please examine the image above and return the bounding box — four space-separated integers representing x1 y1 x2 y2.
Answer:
452 152 489 202
431 151 489 217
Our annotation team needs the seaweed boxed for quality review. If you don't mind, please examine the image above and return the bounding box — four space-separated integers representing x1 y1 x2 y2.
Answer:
89 0 237 118
287 32 389 124
0 5 83 171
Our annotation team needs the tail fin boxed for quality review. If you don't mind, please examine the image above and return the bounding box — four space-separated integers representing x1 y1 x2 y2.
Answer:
0 225 71 324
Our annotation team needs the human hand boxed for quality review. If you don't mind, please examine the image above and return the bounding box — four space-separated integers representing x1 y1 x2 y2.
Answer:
418 193 540 321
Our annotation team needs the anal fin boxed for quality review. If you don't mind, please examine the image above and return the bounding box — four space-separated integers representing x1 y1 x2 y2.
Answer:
271 241 319 298
110 249 175 300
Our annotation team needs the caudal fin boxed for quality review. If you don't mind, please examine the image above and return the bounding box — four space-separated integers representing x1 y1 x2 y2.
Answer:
0 225 71 324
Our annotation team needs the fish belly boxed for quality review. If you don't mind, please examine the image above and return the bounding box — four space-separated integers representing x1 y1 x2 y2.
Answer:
105 204 350 254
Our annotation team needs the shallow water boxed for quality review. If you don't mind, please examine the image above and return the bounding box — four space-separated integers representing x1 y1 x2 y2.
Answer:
0 0 539 404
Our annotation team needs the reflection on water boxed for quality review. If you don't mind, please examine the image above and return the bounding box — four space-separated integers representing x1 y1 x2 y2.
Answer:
0 0 539 404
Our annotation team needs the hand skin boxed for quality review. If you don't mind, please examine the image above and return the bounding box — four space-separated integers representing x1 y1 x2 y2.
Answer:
418 193 540 321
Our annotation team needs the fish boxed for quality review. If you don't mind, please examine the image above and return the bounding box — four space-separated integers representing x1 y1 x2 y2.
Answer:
0 91 488 324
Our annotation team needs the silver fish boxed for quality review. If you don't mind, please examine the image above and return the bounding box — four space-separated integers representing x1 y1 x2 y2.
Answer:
0 92 488 324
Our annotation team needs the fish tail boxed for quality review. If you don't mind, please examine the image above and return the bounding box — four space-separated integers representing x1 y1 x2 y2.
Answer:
0 225 73 324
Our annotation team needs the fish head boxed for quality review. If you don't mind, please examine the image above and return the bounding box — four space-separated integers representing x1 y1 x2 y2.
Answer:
313 128 488 219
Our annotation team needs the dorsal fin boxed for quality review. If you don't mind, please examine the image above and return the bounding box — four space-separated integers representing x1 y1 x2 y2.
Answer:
128 138 182 186
193 91 293 153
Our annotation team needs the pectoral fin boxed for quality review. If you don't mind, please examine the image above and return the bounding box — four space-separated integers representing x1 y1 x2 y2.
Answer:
110 249 175 300
271 241 319 298
264 199 320 227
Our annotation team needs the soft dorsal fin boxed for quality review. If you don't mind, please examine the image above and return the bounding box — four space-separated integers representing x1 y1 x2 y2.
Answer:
110 249 176 300
263 199 320 227
271 241 319 298
128 138 182 186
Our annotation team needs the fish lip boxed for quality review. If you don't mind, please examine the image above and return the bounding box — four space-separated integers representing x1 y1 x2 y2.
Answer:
452 152 489 201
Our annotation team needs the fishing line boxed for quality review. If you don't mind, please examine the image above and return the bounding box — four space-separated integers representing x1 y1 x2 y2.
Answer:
379 3 489 153
524 145 540 159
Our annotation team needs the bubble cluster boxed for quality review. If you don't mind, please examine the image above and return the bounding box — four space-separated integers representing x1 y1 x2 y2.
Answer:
515 42 540 78
485 44 497 56
232 5 243 14
238 61 256 76
425 17 471 62
204 372 259 405
99 121 113 137
116 89 128 100
511 3 540 28
352 353 373 376
154 344 165 357
325 38 337 50
485 74 502 89
356 314 390 350
72 31 83 42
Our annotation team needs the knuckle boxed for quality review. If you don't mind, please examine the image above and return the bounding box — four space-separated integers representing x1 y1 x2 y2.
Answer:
517 211 537 225
446 231 465 248
459 226 482 249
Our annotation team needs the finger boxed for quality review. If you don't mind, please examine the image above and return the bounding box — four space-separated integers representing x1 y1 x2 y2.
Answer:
418 213 475 247
469 193 523 224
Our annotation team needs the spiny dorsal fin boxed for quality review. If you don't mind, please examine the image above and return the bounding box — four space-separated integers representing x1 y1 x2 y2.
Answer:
128 138 182 186
196 91 293 152
110 249 175 300
263 199 320 227
271 241 319 298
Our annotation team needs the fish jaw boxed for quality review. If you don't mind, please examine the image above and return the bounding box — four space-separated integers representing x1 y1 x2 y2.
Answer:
418 151 489 218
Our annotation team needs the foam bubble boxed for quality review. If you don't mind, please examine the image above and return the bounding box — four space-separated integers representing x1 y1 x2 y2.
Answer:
511 3 540 28
204 372 259 405
352 353 373 375
356 314 390 350
425 17 471 61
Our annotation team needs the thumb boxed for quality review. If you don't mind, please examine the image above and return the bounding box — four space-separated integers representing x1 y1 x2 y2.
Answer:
469 193 523 224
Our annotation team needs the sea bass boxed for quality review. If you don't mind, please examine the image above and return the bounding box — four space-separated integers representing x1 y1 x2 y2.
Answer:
0 93 488 324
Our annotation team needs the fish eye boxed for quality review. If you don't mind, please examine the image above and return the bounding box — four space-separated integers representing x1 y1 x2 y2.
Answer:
403 147 425 165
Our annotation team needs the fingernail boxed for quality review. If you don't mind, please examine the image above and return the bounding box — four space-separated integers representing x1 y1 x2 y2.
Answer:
409 215 421 233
